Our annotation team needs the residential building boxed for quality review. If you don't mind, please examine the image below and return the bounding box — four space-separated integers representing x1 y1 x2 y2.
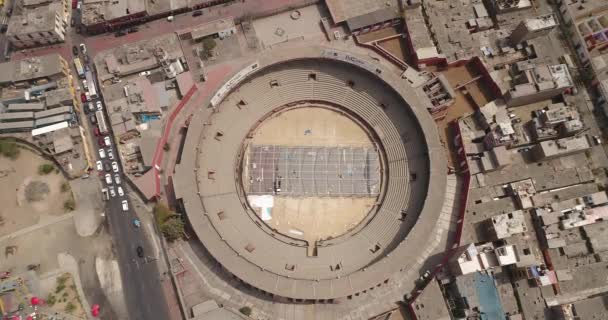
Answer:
505 63 574 107
6 1 68 48
509 14 558 45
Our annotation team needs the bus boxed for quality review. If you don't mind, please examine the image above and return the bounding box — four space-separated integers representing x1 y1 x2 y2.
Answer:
73 58 85 79
95 110 108 135
85 71 97 99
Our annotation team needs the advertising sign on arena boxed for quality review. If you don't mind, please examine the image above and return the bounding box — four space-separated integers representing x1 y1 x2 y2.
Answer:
210 62 260 107
321 49 377 74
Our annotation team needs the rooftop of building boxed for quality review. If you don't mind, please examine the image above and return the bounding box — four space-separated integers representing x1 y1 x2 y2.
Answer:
536 135 590 156
6 2 62 36
94 33 181 80
524 14 558 30
190 17 235 40
0 54 65 85
325 0 399 24
81 0 146 26
410 279 450 320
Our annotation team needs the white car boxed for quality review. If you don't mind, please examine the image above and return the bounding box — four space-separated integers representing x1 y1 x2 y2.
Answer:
98 148 106 159
117 186 124 196
111 161 119 173
114 173 121 184
95 160 103 171
107 148 114 160
109 186 116 198
139 70 151 76
82 79 88 90
104 173 112 185
121 200 129 212
104 136 111 147
79 43 87 55
88 102 94 113
96 101 103 111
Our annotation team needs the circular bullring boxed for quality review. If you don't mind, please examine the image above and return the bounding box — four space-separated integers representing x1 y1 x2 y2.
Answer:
175 46 447 300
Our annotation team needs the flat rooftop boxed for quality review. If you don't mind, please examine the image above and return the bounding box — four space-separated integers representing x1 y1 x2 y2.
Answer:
81 0 146 26
0 54 64 84
7 2 63 36
325 0 399 24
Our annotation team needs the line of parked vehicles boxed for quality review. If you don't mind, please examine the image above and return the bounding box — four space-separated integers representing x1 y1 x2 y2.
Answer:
75 44 131 214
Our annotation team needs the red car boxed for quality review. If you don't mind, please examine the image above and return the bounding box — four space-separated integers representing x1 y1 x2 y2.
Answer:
81 92 88 103
72 0 77 9
98 137 104 146
93 127 100 136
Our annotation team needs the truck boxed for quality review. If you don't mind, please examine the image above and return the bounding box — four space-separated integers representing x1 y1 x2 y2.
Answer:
85 71 97 99
73 57 84 79
95 110 108 135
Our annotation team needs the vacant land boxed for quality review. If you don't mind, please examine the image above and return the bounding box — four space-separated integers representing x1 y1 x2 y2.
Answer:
0 148 72 237
261 197 375 244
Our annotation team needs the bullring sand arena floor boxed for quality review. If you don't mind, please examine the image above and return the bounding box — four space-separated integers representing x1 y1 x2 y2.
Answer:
243 107 380 245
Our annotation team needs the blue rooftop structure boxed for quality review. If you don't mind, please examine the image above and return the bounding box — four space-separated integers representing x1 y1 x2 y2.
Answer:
474 272 506 320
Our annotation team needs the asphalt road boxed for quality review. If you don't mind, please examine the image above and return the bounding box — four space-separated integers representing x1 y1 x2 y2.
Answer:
75 44 171 319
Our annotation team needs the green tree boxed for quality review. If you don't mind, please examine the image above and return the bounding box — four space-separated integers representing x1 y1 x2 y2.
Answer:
0 140 20 159
160 217 184 242
154 203 174 225
239 306 252 316
38 163 55 175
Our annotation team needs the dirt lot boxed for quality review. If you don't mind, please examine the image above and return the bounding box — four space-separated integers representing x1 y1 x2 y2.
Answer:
251 107 372 147
42 272 86 318
0 149 72 237
259 197 375 243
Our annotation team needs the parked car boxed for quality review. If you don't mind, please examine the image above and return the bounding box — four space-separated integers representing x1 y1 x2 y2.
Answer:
97 137 104 146
117 186 124 196
101 188 109 201
107 148 114 160
98 148 106 159
593 135 602 145
133 219 141 228
80 93 87 103
95 160 103 171
103 162 111 172
115 30 127 37
96 101 103 111
139 71 151 76
79 43 87 55
93 127 100 136
72 46 78 56
112 161 119 173
71 17 75 27
82 79 88 90
104 136 111 147
127 27 138 33
114 173 121 184
90 114 97 124
88 102 94 113
192 10 202 17
105 173 112 185
122 200 129 212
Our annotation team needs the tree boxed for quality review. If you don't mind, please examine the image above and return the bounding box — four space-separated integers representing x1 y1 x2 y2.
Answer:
38 163 55 175
0 140 20 159
154 203 173 225
160 217 184 242
64 199 75 211
239 306 252 317
163 143 170 152
201 37 217 59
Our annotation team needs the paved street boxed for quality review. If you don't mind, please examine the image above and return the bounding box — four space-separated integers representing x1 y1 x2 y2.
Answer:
67 26 171 319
